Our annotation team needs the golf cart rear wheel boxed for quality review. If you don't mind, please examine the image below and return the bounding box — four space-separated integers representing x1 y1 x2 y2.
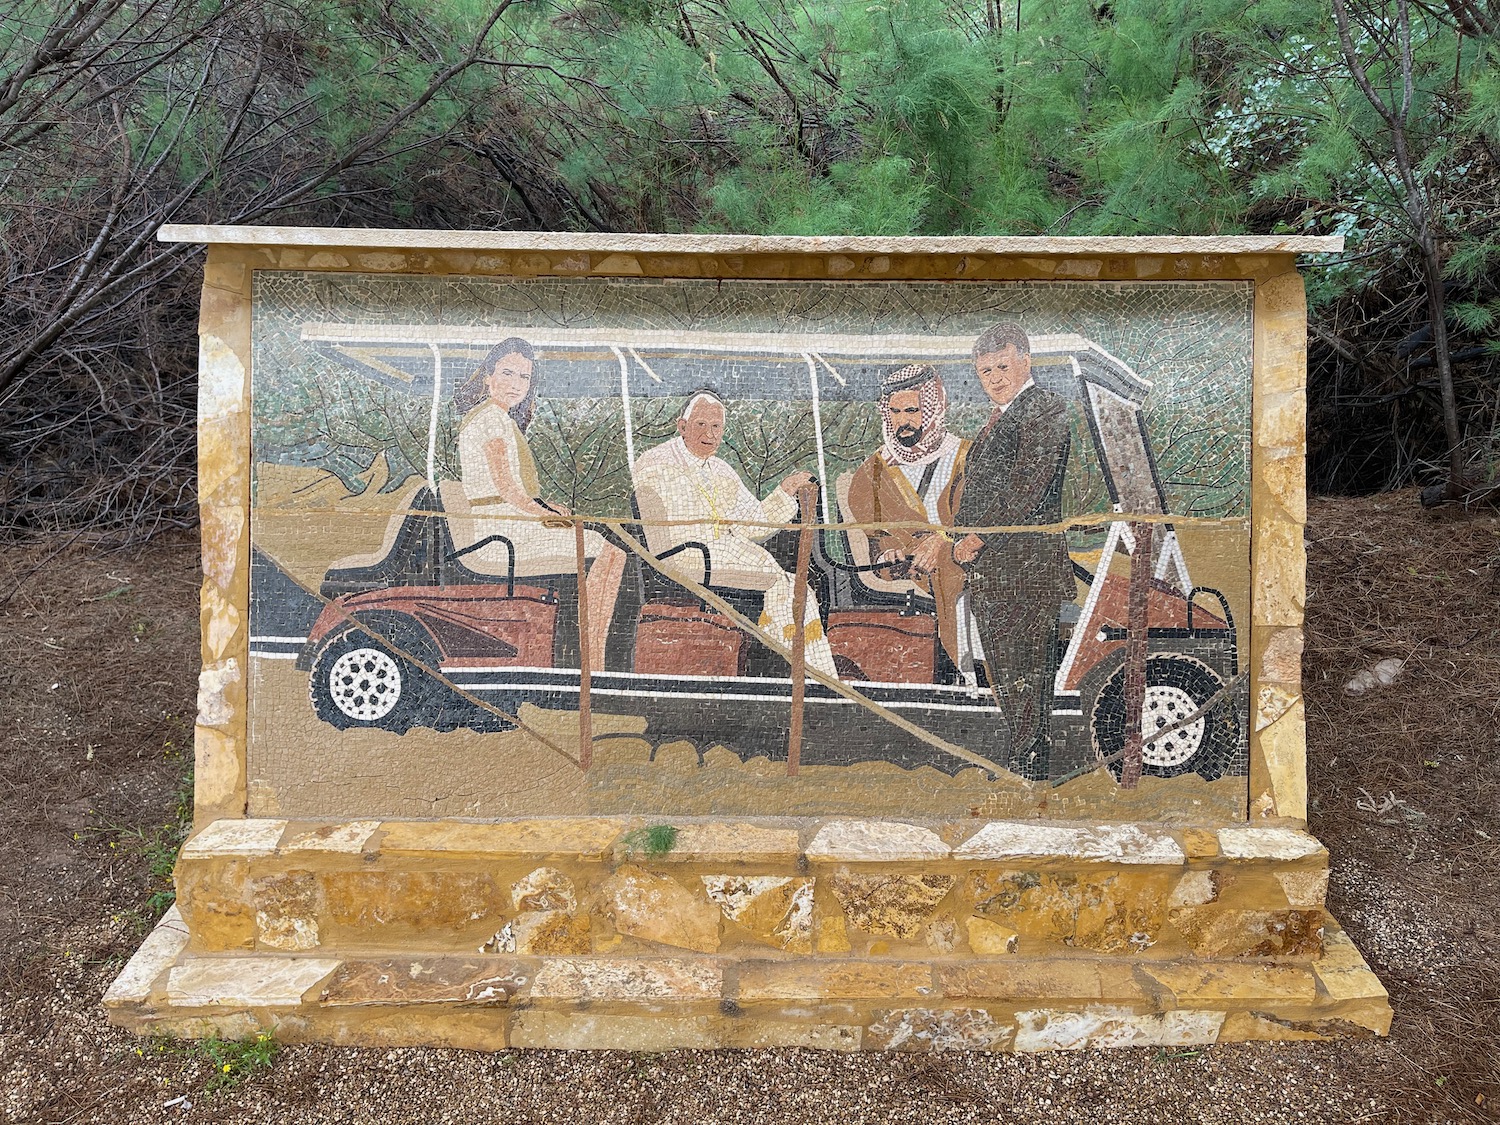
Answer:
1091 654 1238 781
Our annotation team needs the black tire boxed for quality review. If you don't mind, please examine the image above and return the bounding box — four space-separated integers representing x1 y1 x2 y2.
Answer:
1090 654 1239 781
309 616 438 734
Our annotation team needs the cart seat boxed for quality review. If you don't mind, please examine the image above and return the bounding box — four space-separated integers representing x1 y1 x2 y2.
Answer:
326 479 426 572
437 480 578 580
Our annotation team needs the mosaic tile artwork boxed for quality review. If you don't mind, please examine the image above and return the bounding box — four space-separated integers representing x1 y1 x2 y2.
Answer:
247 274 1253 821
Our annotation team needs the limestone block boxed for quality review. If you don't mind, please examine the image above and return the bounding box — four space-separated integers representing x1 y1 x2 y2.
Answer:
1139 963 1317 1006
192 727 243 823
597 865 721 952
1218 1012 1329 1042
668 822 801 864
1256 684 1300 731
828 872 955 939
378 819 620 860
253 871 320 951
926 914 958 954
307 252 349 269
181 819 286 859
1255 272 1309 387
200 583 241 662
937 962 1107 1002
298 1008 511 1051
318 958 528 1006
1252 520 1306 627
320 871 505 933
956 823 1184 865
199 503 244 590
1168 870 1221 908
1218 827 1325 862
1170 907 1324 959
511 1012 719 1050
701 875 813 953
816 910 852 953
1259 628 1305 684
1181 829 1220 859
203 257 248 294
735 961 932 1002
511 867 577 913
166 957 341 1007
592 253 643 275
103 907 188 1007
511 911 591 955
282 821 381 854
144 1011 266 1043
176 859 256 950
1277 869 1330 907
1014 1007 1226 1052
866 1008 1011 1051
1259 455 1307 524
805 821 950 862
198 334 246 423
1251 699 1309 821
1055 259 1102 278
530 958 721 1002
967 871 1171 954
965 916 1019 954
1255 388 1306 458
727 1020 862 1051
195 659 242 728
1315 929 1391 1008
357 253 407 271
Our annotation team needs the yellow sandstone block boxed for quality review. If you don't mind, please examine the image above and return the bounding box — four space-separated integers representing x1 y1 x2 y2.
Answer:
1139 963 1317 1007
377 819 621 860
735 961 931 1003
965 917 1019 954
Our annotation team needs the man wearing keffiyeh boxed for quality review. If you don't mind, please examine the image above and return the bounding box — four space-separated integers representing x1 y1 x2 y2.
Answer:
845 363 975 673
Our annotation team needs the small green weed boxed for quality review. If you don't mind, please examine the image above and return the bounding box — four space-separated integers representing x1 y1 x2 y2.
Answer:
620 823 678 857
146 1032 279 1092
200 1032 279 1091
85 760 194 920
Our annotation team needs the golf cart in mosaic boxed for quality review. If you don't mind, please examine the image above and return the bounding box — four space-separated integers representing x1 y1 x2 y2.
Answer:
278 326 1246 784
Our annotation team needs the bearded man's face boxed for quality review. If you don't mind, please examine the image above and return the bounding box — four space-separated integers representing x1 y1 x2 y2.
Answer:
886 387 924 447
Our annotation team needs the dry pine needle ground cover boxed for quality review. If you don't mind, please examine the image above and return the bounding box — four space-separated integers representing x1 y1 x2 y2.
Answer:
0 490 1496 1125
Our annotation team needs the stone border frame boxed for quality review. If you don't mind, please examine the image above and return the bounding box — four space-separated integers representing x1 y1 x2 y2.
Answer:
169 227 1334 831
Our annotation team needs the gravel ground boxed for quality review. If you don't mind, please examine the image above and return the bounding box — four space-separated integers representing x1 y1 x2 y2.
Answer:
0 490 1496 1124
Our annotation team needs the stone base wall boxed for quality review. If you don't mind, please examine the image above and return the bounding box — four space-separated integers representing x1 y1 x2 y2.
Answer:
104 817 1389 1050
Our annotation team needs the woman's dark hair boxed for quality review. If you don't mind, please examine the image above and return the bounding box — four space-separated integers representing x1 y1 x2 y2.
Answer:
453 336 539 430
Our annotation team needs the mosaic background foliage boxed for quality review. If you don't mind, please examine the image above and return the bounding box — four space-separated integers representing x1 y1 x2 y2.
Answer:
252 275 1253 523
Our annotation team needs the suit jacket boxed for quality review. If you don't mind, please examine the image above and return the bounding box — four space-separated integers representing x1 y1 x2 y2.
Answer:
954 385 1075 608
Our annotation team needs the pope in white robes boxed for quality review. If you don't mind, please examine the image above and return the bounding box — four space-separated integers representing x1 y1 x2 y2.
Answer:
633 393 838 680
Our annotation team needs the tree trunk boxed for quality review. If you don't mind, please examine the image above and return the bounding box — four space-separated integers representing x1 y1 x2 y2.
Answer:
1420 238 1467 501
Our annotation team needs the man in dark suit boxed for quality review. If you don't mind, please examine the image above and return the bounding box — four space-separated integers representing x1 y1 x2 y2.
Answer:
947 323 1074 780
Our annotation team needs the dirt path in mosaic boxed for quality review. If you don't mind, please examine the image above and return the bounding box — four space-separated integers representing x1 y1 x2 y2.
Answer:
1 491 1496 1125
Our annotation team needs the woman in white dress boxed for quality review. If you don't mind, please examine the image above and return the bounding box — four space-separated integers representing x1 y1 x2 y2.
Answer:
451 337 625 670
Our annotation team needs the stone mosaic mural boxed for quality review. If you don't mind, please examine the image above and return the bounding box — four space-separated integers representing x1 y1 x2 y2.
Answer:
248 274 1253 821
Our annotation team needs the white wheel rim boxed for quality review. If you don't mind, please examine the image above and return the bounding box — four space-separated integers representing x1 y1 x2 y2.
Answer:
328 647 403 722
1140 684 1205 768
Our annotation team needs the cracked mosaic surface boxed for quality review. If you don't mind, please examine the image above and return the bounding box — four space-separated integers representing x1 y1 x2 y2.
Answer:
246 274 1253 822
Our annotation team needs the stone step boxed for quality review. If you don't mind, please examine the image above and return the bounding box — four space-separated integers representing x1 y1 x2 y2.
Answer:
174 818 1331 963
105 907 1389 1051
